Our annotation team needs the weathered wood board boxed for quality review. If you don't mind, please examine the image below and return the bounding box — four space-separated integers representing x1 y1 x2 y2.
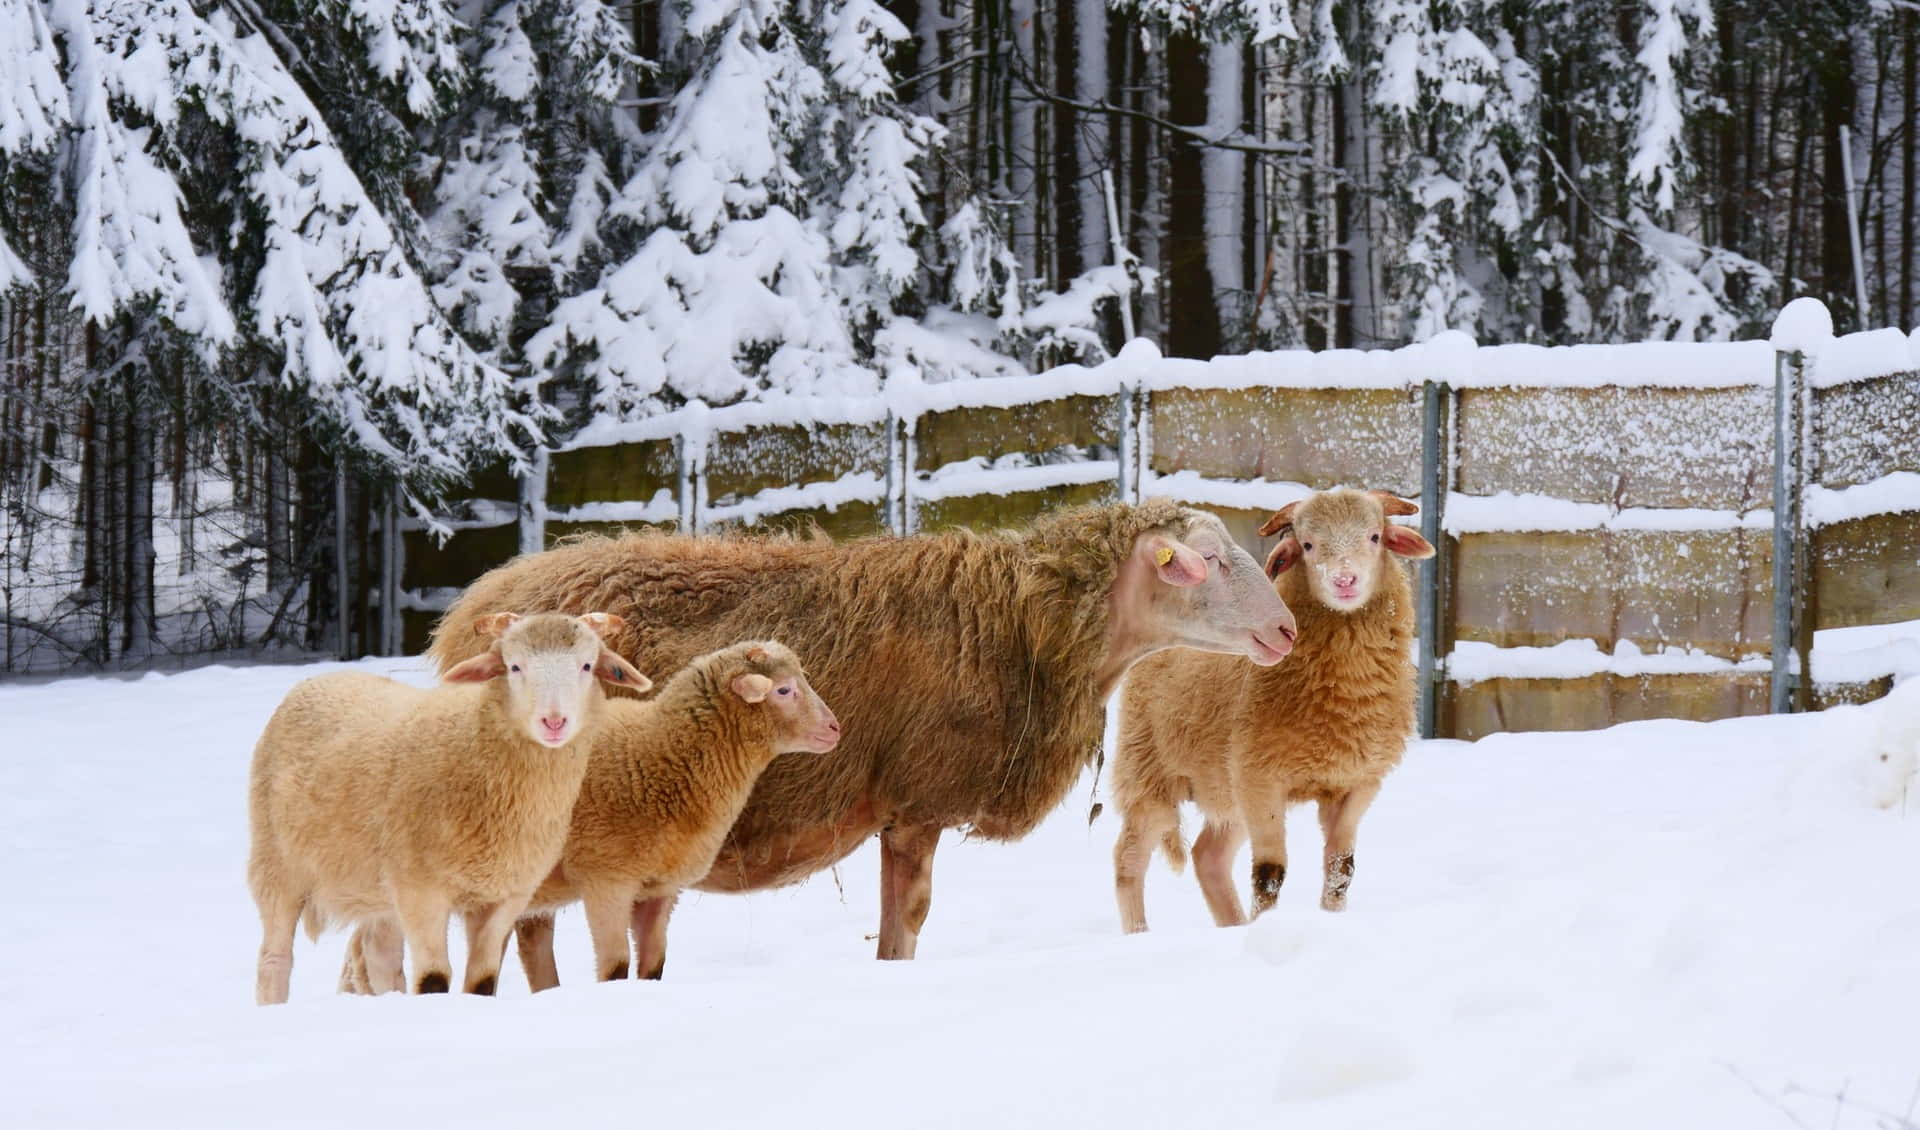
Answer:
1148 387 1420 494
1455 386 1771 509
543 518 675 545
1814 372 1920 488
1810 510 1920 630
402 522 520 591
915 396 1119 472
705 422 885 504
1446 672 1770 741
706 500 887 541
914 480 1116 532
1450 528 1772 658
547 439 677 510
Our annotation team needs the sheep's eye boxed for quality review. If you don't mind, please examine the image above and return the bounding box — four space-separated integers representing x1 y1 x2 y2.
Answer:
1302 542 1314 552
777 685 794 696
509 664 521 674
582 663 592 673
1371 532 1381 544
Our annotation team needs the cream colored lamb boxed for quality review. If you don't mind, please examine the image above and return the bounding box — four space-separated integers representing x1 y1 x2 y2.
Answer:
247 611 649 1003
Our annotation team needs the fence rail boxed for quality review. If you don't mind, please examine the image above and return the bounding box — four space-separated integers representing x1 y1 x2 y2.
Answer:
388 305 1920 740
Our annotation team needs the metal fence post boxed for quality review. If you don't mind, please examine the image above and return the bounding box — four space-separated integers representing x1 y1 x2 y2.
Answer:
1771 349 1805 712
1416 379 1451 740
518 447 548 556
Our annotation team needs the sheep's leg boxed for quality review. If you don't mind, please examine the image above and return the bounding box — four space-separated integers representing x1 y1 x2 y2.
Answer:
359 918 405 994
338 924 371 995
1113 800 1177 935
581 883 637 981
460 901 520 996
1192 819 1248 927
1239 777 1292 918
1317 781 1380 913
514 914 561 993
630 894 678 981
393 887 454 994
338 919 403 995
253 890 303 1006
876 823 941 960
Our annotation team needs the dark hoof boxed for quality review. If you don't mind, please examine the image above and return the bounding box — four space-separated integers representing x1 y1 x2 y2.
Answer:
417 971 449 994
468 975 497 996
601 961 628 982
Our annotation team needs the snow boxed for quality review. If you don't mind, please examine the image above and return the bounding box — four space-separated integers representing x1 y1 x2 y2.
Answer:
1770 296 1835 353
1447 637 1770 685
7 660 1920 1128
1812 618 1920 688
1806 471 1920 527
1443 491 1770 534
1806 327 1916 389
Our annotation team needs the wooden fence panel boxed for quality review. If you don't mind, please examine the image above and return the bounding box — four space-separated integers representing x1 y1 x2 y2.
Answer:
1810 510 1920 630
547 439 677 510
915 396 1118 471
1451 529 1772 658
705 422 885 503
1455 386 1770 509
1148 387 1420 494
1446 672 1770 741
1814 372 1920 487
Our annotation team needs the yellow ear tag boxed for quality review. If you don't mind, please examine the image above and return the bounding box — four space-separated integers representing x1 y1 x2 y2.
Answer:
1154 546 1174 567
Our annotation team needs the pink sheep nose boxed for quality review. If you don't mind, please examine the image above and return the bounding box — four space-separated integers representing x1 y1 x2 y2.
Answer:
540 714 569 737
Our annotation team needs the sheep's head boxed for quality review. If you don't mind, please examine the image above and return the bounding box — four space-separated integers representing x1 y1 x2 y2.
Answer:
443 611 651 748
722 640 841 755
1112 507 1297 669
1259 489 1435 613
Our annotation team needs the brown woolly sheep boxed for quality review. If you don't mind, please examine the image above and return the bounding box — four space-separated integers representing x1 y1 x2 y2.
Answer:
422 499 1297 963
1110 488 1433 933
247 611 649 1003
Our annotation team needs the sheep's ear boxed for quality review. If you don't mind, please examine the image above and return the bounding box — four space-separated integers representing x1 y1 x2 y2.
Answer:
444 649 508 683
1257 502 1301 538
594 649 651 692
1147 537 1207 587
731 672 773 703
1382 525 1436 560
577 612 626 639
1367 491 1420 518
1265 537 1302 580
474 611 521 639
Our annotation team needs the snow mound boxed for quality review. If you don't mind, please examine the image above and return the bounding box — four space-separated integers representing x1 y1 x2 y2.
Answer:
1770 296 1834 353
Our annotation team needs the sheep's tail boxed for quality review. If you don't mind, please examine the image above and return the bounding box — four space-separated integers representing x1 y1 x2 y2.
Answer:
1159 817 1188 874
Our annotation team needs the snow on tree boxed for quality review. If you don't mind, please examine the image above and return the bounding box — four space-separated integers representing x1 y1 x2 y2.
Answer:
0 0 67 289
39 0 539 480
1109 0 1297 44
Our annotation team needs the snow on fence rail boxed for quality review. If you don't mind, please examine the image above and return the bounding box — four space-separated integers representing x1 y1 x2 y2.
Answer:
395 299 1920 740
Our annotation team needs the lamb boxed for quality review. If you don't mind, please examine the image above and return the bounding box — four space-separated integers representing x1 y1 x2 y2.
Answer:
514 640 840 988
1110 488 1434 933
419 499 1297 963
247 610 650 1004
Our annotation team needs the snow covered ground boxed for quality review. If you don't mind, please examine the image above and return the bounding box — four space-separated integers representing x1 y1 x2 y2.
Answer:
5 658 1920 1129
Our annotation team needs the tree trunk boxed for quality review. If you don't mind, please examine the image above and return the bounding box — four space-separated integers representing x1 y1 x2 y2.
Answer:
1164 32 1217 358
1818 39 1857 325
123 373 155 664
1903 11 1916 327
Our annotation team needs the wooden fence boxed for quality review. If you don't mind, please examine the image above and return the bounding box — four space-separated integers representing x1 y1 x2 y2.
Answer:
391 308 1920 740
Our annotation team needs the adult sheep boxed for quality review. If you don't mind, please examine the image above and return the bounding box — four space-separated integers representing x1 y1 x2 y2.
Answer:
429 499 1296 961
